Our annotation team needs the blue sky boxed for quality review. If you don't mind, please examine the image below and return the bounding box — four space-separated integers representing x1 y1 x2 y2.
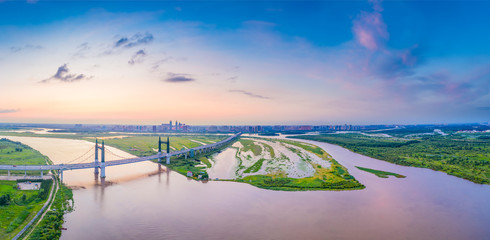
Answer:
0 0 489 125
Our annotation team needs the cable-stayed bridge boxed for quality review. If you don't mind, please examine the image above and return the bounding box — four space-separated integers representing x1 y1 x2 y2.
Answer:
0 133 241 181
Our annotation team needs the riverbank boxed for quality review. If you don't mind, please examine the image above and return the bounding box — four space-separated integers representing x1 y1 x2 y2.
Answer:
26 179 73 240
0 138 56 239
0 137 74 240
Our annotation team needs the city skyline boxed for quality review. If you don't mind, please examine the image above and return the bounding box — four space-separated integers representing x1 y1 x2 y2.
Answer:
1 0 489 125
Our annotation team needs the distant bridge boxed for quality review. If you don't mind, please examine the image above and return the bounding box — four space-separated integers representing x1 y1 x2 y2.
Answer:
0 133 241 181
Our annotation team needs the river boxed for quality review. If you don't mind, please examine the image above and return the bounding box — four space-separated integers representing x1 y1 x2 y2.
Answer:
2 135 489 240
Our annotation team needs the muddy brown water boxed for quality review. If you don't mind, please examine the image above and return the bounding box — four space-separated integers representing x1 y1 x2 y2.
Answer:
3 136 489 240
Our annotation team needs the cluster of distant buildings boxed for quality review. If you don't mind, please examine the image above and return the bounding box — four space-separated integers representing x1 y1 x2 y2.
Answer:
3 122 488 134
73 120 189 132
69 122 396 133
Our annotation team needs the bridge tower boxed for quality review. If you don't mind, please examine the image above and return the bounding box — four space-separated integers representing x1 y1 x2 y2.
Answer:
100 141 106 179
158 136 170 164
94 139 106 179
158 137 162 162
94 139 99 174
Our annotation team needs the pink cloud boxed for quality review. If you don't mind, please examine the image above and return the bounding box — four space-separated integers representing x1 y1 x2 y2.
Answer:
352 4 388 50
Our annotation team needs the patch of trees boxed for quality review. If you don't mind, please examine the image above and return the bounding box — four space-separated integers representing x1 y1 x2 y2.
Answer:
38 180 52 200
0 194 11 206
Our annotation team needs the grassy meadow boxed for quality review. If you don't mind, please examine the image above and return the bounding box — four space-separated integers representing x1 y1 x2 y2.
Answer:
355 166 406 178
0 180 52 239
0 138 49 176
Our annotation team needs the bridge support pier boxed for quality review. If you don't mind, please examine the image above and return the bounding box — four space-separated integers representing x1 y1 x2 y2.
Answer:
8 170 10 177
60 170 63 182
166 155 170 165
100 163 106 178
41 170 43 177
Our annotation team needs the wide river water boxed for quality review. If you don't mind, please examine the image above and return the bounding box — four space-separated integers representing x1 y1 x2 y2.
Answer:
2 135 489 240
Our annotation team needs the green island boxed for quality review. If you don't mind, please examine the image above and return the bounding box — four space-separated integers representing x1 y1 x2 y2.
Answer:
231 138 364 191
355 166 406 178
291 129 490 184
0 138 73 240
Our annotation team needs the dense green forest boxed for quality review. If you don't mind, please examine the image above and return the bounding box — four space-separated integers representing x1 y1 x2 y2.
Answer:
375 125 489 137
292 133 490 184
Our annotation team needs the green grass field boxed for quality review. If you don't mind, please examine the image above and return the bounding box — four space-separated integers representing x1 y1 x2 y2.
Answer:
356 166 406 178
239 139 262 156
262 143 275 158
243 158 266 173
0 138 49 176
0 180 51 239
0 139 61 239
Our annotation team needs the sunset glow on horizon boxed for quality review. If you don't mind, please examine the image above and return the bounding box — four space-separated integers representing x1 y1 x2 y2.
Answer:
1 0 489 125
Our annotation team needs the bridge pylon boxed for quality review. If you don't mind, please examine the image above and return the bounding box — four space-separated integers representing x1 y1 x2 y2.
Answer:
100 141 106 178
94 139 99 174
158 136 170 164
94 139 106 179
158 137 162 162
